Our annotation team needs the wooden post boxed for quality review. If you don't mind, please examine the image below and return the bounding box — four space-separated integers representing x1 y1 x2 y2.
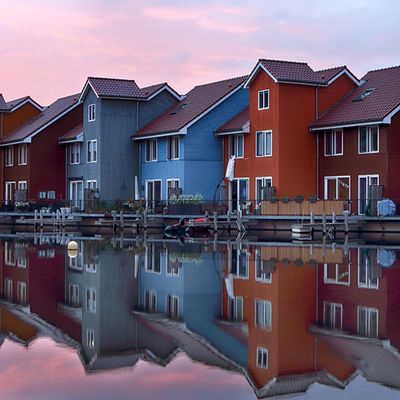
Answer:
332 211 336 223
120 210 124 232
344 210 349 235
310 212 314 224
143 209 148 231
213 211 218 232
112 210 117 234
322 214 327 236
39 209 44 229
227 211 231 235
135 210 140 234
34 209 38 232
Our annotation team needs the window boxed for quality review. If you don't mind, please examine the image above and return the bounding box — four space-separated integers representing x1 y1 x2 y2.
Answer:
358 306 378 338
255 299 272 329
87 140 97 163
255 249 272 283
69 143 80 164
167 135 180 160
18 181 27 191
87 329 95 347
145 244 161 273
324 176 350 201
358 249 379 289
258 89 269 110
47 191 55 199
17 282 27 305
88 104 96 122
86 287 96 313
38 191 47 199
256 131 272 157
4 279 13 301
144 289 157 313
359 126 379 153
46 249 55 258
324 263 350 285
167 179 180 200
358 175 379 215
231 248 249 278
323 302 343 329
145 139 157 162
230 134 244 158
86 263 97 273
68 284 80 306
256 177 272 204
86 180 97 190
325 129 343 156
18 144 27 165
228 296 243 321
256 347 268 369
5 241 15 266
166 294 179 320
5 146 13 166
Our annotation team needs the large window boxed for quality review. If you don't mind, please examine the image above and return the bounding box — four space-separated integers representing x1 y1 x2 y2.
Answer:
145 244 161 273
325 129 343 156
70 143 81 165
86 287 96 313
255 299 272 329
87 140 97 163
256 131 272 157
258 89 269 110
358 306 378 338
5 146 13 166
167 135 180 160
358 249 379 289
323 302 343 329
359 126 379 154
231 248 249 278
358 174 379 215
144 289 157 313
88 104 96 122
230 134 244 158
256 177 272 204
228 296 243 321
324 263 350 285
166 294 179 320
255 249 272 283
18 144 27 165
145 139 157 162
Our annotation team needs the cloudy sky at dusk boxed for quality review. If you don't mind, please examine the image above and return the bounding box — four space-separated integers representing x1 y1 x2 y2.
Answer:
1 0 399 104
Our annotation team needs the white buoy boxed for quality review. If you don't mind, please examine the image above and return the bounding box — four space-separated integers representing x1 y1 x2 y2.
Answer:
67 240 78 258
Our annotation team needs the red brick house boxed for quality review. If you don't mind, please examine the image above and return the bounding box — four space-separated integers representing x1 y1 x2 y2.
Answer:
310 66 400 215
0 94 82 207
218 59 359 212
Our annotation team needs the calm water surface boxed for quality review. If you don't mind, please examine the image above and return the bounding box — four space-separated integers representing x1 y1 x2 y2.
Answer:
0 236 399 399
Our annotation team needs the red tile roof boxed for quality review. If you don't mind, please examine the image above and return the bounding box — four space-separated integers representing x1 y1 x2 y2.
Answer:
0 93 80 145
216 106 249 135
315 66 346 82
311 65 400 129
134 75 247 138
0 94 7 111
5 96 30 109
59 123 83 143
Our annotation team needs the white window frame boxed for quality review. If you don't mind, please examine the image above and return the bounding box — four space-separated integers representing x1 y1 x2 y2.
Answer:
255 248 272 283
47 190 55 199
88 104 96 122
323 176 351 200
166 179 180 200
358 248 379 289
87 139 97 163
228 296 243 321
18 181 27 191
5 146 13 167
358 125 379 154
18 144 27 165
144 288 157 313
323 263 350 286
86 287 96 313
68 283 80 306
145 244 162 274
358 174 379 215
323 301 343 329
357 306 379 338
255 299 272 329
69 143 81 165
87 329 95 347
86 180 97 190
256 130 272 157
4 279 13 301
229 134 244 158
145 139 157 162
166 294 179 320
17 281 27 305
258 89 270 110
256 347 269 369
167 135 180 160
230 248 249 279
324 129 343 156
255 177 273 204
5 241 15 266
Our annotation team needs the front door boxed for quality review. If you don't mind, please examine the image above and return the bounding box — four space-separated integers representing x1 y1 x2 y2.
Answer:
231 179 248 212
324 176 351 211
5 182 16 205
70 180 84 210
359 175 379 215
146 180 161 210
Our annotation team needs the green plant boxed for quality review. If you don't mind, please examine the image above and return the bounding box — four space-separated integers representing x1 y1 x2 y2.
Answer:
169 193 203 205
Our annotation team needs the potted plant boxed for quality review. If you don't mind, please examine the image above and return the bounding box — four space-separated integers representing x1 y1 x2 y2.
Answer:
168 193 203 215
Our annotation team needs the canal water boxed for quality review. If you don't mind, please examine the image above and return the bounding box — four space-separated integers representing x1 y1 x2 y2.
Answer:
0 236 399 399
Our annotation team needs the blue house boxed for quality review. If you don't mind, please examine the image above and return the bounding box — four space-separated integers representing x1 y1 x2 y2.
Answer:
59 77 181 209
133 76 249 204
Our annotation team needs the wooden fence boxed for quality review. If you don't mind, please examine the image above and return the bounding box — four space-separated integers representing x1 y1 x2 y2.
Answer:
261 199 347 216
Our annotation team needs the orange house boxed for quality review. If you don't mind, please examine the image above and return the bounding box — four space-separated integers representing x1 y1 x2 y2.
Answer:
218 59 359 211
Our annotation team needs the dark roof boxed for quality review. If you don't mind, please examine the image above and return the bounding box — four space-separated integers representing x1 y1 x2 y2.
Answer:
6 96 30 109
315 66 346 82
59 123 83 143
135 75 247 138
311 65 400 129
0 93 80 145
84 77 180 100
216 106 249 134
0 94 7 111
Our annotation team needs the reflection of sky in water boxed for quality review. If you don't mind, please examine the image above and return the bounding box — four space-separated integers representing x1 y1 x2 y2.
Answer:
0 338 254 400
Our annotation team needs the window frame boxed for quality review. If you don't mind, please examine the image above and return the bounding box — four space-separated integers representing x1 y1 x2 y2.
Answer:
229 134 244 158
88 104 96 122
258 89 270 110
167 135 180 160
5 146 13 167
358 125 379 154
18 144 28 165
87 139 97 163
256 347 269 369
145 139 158 162
255 299 272 329
69 143 81 165
324 129 343 156
255 130 272 157
255 176 273 204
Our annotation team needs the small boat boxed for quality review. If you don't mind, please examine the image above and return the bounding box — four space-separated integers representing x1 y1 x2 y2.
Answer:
164 217 210 239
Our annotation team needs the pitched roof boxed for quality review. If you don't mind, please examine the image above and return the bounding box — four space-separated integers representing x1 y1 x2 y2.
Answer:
0 95 43 113
134 75 247 139
215 106 249 135
311 65 400 129
315 66 346 81
59 123 83 143
0 93 80 146
82 77 181 101
0 94 7 111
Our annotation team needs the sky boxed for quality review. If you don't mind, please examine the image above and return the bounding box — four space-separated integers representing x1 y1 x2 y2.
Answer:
0 0 399 105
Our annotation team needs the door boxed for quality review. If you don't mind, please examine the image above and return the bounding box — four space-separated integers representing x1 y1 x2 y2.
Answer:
5 182 16 205
324 176 351 211
146 180 161 210
358 175 379 215
231 179 248 211
70 180 84 210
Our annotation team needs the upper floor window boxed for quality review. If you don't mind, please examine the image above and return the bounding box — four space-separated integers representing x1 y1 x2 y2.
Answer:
18 144 27 165
359 126 379 154
87 180 97 190
69 143 80 165
256 347 269 369
167 135 180 160
256 131 272 157
230 134 244 158
258 89 269 110
145 139 157 162
255 299 272 329
325 129 343 156
5 146 13 166
88 104 96 122
87 140 97 163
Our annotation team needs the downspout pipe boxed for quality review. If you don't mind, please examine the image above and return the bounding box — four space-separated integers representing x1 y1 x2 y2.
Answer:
315 86 320 198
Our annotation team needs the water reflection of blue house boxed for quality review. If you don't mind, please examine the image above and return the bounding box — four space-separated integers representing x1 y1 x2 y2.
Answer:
138 241 248 368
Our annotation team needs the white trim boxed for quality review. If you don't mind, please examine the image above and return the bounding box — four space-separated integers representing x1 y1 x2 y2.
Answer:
323 176 351 201
167 135 180 160
88 104 96 122
216 129 247 137
383 103 400 123
61 132 84 144
256 347 269 369
358 174 379 215
135 131 182 141
258 89 270 110
255 176 273 204
324 129 343 156
87 139 97 163
311 120 386 132
357 306 379 337
254 298 272 329
8 97 43 113
166 178 180 200
244 62 278 88
358 125 379 154
144 138 158 162
79 80 99 102
145 85 183 101
323 263 350 286
323 301 343 329
229 134 244 159
326 68 361 86
255 130 272 157
17 143 28 165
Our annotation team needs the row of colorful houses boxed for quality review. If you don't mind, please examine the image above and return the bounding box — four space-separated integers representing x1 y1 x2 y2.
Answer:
1 58 399 214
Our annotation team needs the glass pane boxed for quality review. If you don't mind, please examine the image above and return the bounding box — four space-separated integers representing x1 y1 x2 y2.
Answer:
256 133 263 156
325 132 332 155
336 131 343 154
360 128 367 152
266 132 272 155
371 127 378 151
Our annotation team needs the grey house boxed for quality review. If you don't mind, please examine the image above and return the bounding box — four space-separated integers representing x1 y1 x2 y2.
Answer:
60 77 181 208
